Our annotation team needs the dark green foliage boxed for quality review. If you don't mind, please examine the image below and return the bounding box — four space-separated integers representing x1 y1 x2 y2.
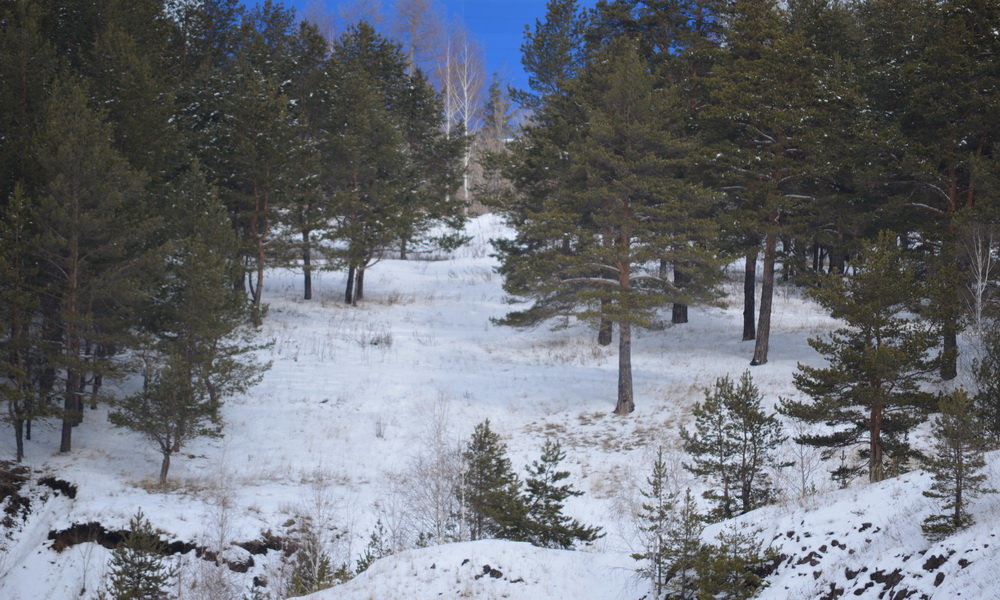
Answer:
781 232 939 483
324 22 465 303
286 516 347 597
694 526 775 600
497 38 722 414
633 449 701 600
109 168 267 486
681 371 785 521
521 439 602 549
31 77 149 454
355 519 391 574
100 510 175 600
973 329 1000 438
459 420 526 541
921 391 995 542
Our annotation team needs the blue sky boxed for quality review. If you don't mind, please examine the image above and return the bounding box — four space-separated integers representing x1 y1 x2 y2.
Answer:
276 0 597 92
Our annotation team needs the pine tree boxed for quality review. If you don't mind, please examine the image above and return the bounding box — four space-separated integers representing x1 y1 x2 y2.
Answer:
286 516 340 596
695 526 774 600
355 519 391 574
973 329 1000 438
110 167 266 486
100 510 175 600
632 447 675 599
458 420 526 541
921 391 995 542
701 0 841 365
681 371 785 520
497 39 722 414
31 77 148 454
781 232 939 483
521 439 602 548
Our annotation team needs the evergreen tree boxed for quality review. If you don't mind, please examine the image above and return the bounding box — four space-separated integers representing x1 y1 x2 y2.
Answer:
694 526 774 600
521 438 602 548
355 519 391 574
973 328 1000 438
781 232 939 483
0 187 46 461
516 0 587 109
110 167 266 485
497 39 722 414
458 420 526 541
701 0 841 365
921 391 995 542
286 516 342 596
632 447 675 599
325 22 464 303
681 371 785 520
31 78 148 453
100 510 175 600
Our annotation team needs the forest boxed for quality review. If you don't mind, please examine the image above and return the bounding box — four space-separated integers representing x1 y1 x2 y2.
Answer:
0 0 998 599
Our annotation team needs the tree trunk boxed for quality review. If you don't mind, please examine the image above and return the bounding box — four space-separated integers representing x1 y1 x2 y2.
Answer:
61 368 81 452
302 230 313 300
345 264 356 304
751 231 777 366
869 403 884 483
400 237 408 260
743 249 757 341
14 418 24 462
941 318 958 381
598 298 613 346
356 265 366 302
159 450 171 487
615 321 634 415
671 264 688 324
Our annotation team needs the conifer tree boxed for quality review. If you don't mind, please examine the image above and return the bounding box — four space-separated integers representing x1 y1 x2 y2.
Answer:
781 232 939 483
632 447 674 599
701 0 839 365
287 516 340 596
31 78 148 453
681 371 785 520
497 39 722 414
100 510 175 600
110 168 266 486
695 526 774 600
458 420 526 541
355 519 391 574
521 439 602 548
0 187 46 461
921 391 995 542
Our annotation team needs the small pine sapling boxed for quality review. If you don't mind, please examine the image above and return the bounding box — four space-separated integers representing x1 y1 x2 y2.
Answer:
922 391 996 541
355 519 392 574
100 510 175 600
695 526 776 600
286 517 346 596
662 489 705 600
458 420 526 540
681 371 785 521
632 447 674 599
521 438 602 548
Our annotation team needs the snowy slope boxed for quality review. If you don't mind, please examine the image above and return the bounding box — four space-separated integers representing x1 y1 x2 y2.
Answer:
0 214 996 600
296 540 641 600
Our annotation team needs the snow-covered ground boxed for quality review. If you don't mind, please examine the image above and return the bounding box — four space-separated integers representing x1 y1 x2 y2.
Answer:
1 214 997 600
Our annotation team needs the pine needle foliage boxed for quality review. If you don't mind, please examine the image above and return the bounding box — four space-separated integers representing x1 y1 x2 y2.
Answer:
681 371 785 521
459 420 526 541
695 526 775 600
100 511 175 600
781 232 939 483
921 391 995 542
521 438 602 549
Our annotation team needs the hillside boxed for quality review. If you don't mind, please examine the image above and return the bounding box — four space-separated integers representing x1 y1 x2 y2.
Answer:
0 215 996 600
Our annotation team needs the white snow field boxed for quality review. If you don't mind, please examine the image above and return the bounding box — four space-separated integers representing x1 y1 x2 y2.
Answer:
1 214 998 600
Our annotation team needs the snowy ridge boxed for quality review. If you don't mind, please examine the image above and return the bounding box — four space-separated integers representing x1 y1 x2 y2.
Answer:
297 540 640 600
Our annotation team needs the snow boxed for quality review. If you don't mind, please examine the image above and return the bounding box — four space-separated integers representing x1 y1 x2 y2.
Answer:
1 213 998 600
